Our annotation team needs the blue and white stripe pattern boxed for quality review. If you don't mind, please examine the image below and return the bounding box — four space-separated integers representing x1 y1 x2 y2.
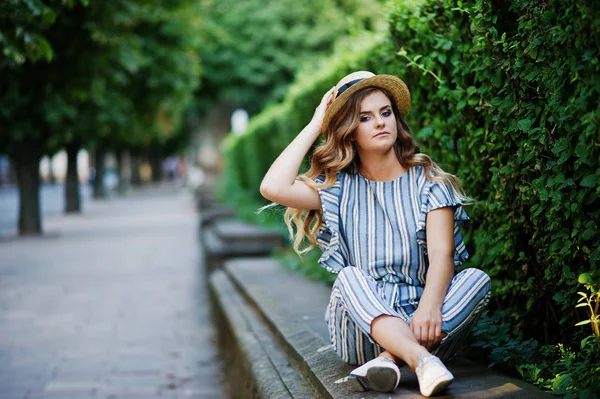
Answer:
327 266 490 365
315 165 490 365
316 166 469 307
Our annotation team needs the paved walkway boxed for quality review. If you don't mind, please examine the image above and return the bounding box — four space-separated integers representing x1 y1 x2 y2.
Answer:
0 186 226 398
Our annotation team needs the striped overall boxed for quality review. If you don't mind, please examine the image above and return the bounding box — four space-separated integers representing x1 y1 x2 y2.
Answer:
315 166 491 365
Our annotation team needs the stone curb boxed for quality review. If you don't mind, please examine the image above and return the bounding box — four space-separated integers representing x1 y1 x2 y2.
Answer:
202 218 285 256
222 258 552 399
223 261 352 399
202 218 286 272
209 269 315 399
198 206 237 228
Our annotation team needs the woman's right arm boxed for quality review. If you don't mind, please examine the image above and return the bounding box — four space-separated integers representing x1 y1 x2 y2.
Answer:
259 88 334 210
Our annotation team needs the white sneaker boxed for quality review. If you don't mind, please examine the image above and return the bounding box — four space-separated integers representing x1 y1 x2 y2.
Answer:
348 356 401 393
415 355 454 397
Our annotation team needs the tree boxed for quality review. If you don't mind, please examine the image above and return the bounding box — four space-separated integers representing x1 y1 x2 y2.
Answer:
197 0 384 115
0 0 87 233
0 0 203 232
190 0 384 176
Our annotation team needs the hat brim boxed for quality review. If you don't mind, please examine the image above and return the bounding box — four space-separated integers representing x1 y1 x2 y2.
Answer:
322 75 411 133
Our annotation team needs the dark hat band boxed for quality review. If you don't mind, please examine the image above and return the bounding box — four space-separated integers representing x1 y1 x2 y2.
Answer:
336 78 365 98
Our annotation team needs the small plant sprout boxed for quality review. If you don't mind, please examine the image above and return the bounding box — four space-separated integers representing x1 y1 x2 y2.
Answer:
576 273 600 346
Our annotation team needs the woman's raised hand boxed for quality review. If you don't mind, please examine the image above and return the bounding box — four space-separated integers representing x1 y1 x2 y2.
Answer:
259 88 334 211
310 87 336 131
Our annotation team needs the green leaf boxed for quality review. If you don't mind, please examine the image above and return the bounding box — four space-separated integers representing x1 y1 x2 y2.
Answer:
552 138 570 155
581 336 591 349
580 174 598 187
517 119 533 131
526 297 535 311
579 273 593 284
583 228 595 240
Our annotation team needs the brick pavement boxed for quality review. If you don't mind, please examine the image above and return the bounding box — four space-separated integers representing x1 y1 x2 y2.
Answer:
0 186 227 398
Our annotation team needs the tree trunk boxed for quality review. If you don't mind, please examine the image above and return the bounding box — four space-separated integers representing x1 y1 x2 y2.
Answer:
116 149 131 195
65 142 81 213
116 149 123 194
93 144 106 199
130 152 142 186
13 145 43 235
149 149 162 183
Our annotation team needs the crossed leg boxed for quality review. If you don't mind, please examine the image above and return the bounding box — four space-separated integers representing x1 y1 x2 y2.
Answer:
327 267 491 367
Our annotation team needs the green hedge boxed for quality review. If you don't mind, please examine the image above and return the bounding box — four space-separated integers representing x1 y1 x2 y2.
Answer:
218 32 391 221
219 0 599 394
381 0 599 344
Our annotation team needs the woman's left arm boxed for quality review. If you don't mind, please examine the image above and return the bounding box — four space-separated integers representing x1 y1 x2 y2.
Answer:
410 207 455 350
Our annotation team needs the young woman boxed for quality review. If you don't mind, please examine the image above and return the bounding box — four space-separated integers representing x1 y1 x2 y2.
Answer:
260 71 491 397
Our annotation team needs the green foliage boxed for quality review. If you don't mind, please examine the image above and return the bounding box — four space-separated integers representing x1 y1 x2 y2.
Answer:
379 0 600 345
1 0 204 235
0 0 203 153
218 31 387 200
465 267 600 396
469 311 540 369
81 0 203 150
575 273 600 342
222 0 599 343
471 297 600 397
0 0 88 68
217 32 388 281
197 0 385 114
0 0 85 147
220 0 600 395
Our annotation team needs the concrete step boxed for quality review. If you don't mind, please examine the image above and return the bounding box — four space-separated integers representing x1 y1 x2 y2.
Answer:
220 258 551 399
209 269 315 399
198 206 237 228
202 219 286 272
202 218 285 258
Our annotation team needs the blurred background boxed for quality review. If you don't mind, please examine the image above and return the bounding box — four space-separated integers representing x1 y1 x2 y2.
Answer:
0 0 383 236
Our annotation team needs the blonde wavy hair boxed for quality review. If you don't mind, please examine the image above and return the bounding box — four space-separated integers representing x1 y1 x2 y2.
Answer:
283 87 469 255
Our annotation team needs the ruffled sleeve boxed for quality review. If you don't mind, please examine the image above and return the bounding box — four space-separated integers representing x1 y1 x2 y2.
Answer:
416 179 470 266
315 174 346 273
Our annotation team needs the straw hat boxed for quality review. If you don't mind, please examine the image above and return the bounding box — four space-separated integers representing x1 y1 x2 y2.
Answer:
322 71 411 132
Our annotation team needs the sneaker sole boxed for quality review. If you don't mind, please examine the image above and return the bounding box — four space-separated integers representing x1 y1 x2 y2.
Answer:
348 366 399 393
421 374 454 397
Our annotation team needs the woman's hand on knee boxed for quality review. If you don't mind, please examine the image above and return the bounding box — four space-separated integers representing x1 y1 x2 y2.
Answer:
409 305 443 350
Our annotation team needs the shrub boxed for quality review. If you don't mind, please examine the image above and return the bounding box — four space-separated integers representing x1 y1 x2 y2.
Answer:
217 32 389 223
219 0 600 394
381 0 599 346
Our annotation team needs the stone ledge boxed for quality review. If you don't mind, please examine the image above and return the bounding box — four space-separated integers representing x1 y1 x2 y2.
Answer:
222 258 551 399
209 269 315 399
198 206 237 228
214 219 285 246
202 219 285 270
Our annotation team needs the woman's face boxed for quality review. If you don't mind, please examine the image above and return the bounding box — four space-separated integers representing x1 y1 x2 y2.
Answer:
354 90 397 153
